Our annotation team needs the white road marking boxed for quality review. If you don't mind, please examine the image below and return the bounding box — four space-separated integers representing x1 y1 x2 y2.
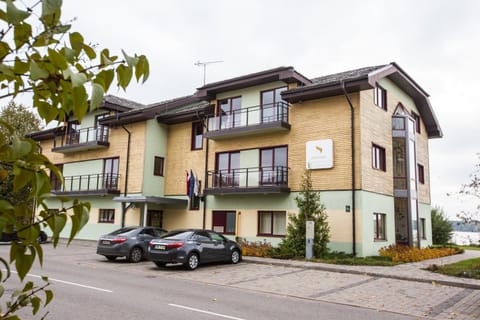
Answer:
9 270 113 293
168 303 246 320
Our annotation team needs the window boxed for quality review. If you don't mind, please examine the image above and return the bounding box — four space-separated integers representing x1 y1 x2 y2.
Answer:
153 156 164 176
412 112 421 134
258 211 286 236
372 144 386 171
191 122 203 150
215 151 240 187
374 86 387 110
104 157 119 189
212 211 236 235
417 164 425 184
99 209 115 223
260 146 287 184
419 218 426 240
373 213 386 240
218 96 241 129
50 164 63 191
95 113 109 141
261 87 287 122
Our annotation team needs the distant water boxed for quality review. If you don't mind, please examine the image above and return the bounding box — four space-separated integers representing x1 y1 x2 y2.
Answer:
452 231 480 246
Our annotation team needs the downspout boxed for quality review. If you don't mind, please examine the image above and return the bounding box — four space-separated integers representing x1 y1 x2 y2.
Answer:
341 81 356 257
203 136 209 229
121 125 131 228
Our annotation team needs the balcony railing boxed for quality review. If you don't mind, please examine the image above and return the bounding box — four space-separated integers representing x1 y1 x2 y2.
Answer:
205 166 289 195
52 173 120 195
52 126 109 152
205 102 290 139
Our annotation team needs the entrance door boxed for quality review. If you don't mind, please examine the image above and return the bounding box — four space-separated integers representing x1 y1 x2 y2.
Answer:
147 210 163 228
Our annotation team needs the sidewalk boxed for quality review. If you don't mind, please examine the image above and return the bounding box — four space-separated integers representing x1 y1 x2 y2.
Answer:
243 249 480 290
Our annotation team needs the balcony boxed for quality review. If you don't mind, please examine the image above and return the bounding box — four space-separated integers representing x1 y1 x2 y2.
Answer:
204 166 289 195
52 173 120 196
205 102 290 140
52 126 109 153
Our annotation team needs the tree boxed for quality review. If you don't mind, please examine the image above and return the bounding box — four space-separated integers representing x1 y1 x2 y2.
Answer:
0 101 43 143
458 154 480 224
0 101 42 212
277 170 330 258
431 207 453 245
0 0 149 318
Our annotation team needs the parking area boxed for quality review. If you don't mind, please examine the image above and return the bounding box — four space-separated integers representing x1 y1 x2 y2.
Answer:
2 241 479 320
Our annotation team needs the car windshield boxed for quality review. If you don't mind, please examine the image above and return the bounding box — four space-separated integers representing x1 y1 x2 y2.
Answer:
161 230 194 240
108 227 138 236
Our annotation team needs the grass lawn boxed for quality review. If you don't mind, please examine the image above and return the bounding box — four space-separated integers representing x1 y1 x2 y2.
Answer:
427 257 480 279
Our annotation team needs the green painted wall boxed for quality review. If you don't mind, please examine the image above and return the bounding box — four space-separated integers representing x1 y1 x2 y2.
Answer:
142 119 168 196
63 159 103 176
377 78 419 114
357 191 395 257
419 201 433 247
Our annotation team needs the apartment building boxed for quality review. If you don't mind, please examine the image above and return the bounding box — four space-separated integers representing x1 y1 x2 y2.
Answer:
30 62 442 257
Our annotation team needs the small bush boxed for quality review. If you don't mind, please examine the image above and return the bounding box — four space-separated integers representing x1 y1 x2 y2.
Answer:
379 245 461 263
237 239 274 257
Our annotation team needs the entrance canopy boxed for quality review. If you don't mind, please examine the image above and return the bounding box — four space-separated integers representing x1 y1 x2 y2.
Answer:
113 196 187 206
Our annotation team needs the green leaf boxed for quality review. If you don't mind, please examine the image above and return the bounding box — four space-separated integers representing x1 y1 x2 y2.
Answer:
72 86 88 121
116 64 132 90
47 48 68 70
90 83 104 110
30 61 49 81
69 32 84 53
42 0 62 17
83 43 96 59
135 55 150 83
13 23 32 49
122 50 138 67
13 57 29 74
13 245 36 281
6 0 31 24
13 167 31 192
44 289 54 306
31 296 41 315
0 41 11 60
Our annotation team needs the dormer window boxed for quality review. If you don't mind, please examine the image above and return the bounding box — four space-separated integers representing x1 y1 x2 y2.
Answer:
374 86 387 111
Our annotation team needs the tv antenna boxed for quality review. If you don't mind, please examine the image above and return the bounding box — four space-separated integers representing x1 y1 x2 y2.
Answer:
195 60 223 86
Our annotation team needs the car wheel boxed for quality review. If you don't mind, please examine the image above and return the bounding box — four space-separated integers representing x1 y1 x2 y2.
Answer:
154 261 166 268
106 256 117 261
185 253 199 270
230 249 241 264
37 231 48 243
128 247 143 263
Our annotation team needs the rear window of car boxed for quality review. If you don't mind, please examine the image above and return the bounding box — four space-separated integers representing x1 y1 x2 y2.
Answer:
161 230 194 240
109 227 138 236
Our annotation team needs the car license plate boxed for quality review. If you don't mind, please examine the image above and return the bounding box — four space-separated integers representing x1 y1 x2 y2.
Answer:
101 240 111 245
155 244 166 250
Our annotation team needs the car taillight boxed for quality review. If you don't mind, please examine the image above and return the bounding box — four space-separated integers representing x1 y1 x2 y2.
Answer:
111 237 127 244
166 242 184 249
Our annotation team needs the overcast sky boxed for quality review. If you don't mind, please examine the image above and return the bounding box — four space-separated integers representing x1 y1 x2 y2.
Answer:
21 1 480 218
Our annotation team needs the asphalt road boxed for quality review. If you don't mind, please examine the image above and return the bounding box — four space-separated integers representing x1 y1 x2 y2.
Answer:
0 242 416 320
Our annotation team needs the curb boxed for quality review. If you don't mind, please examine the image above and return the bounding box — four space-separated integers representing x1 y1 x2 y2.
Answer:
242 257 480 290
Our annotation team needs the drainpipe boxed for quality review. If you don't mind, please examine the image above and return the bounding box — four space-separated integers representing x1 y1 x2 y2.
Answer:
202 136 209 229
121 125 131 228
341 81 356 257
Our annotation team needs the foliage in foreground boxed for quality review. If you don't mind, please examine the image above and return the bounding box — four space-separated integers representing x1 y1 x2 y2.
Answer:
379 245 462 263
0 0 149 318
426 257 480 279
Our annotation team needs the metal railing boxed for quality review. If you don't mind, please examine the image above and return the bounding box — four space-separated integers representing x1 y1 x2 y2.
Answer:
207 102 289 131
53 126 109 148
207 166 288 189
53 173 120 193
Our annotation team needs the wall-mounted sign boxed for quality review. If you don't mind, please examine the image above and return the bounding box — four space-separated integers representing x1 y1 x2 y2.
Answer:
306 139 333 169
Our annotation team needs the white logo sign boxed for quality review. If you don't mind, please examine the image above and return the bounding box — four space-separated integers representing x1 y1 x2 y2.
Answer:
306 139 333 169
